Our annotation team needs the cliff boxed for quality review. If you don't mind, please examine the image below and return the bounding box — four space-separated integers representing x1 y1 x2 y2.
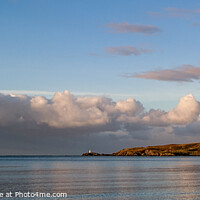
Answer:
82 143 200 156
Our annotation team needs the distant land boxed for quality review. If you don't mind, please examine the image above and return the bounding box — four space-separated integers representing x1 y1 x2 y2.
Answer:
82 143 200 156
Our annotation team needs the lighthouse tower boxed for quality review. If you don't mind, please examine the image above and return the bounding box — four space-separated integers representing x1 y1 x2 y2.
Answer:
89 149 92 153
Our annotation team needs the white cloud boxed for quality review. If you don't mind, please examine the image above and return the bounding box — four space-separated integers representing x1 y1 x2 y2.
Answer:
167 94 200 124
0 91 199 131
0 91 200 154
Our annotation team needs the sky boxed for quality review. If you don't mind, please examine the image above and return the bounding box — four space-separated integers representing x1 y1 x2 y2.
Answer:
0 0 200 155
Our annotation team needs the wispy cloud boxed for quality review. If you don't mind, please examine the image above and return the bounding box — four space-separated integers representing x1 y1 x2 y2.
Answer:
106 46 154 56
106 22 161 35
87 52 99 56
125 65 200 82
191 22 200 27
149 7 200 18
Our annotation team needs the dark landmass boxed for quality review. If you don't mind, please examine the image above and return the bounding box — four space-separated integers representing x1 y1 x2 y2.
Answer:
81 152 110 156
82 143 200 156
0 155 80 157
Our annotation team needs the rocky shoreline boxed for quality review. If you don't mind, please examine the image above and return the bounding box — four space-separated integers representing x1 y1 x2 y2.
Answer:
82 143 200 156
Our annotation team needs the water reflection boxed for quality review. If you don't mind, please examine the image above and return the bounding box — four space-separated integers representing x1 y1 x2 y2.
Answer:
0 157 200 199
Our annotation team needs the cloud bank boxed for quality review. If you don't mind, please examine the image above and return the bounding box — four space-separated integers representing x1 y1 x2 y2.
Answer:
106 46 153 56
0 90 199 129
0 90 200 154
126 65 200 82
106 22 161 35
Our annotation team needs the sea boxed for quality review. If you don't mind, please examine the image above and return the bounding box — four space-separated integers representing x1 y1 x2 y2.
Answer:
0 156 200 200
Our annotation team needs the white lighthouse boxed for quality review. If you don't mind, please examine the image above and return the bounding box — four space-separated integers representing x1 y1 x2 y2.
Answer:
89 149 92 153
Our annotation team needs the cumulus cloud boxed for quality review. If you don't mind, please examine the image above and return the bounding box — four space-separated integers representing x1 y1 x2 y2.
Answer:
126 65 200 82
167 94 200 124
0 91 200 154
173 121 200 136
0 90 199 129
0 93 31 126
31 91 145 129
106 46 154 56
106 22 161 35
149 7 200 18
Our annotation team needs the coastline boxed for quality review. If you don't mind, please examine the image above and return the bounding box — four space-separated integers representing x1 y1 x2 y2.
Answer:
82 142 200 156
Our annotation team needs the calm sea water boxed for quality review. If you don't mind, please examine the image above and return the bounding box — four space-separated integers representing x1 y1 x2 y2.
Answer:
0 156 200 200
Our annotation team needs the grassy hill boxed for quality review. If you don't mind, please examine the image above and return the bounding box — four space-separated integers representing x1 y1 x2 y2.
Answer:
82 143 200 156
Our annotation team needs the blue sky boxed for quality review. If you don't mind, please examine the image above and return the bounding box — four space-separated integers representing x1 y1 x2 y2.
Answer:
1 0 200 111
1 1 200 154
